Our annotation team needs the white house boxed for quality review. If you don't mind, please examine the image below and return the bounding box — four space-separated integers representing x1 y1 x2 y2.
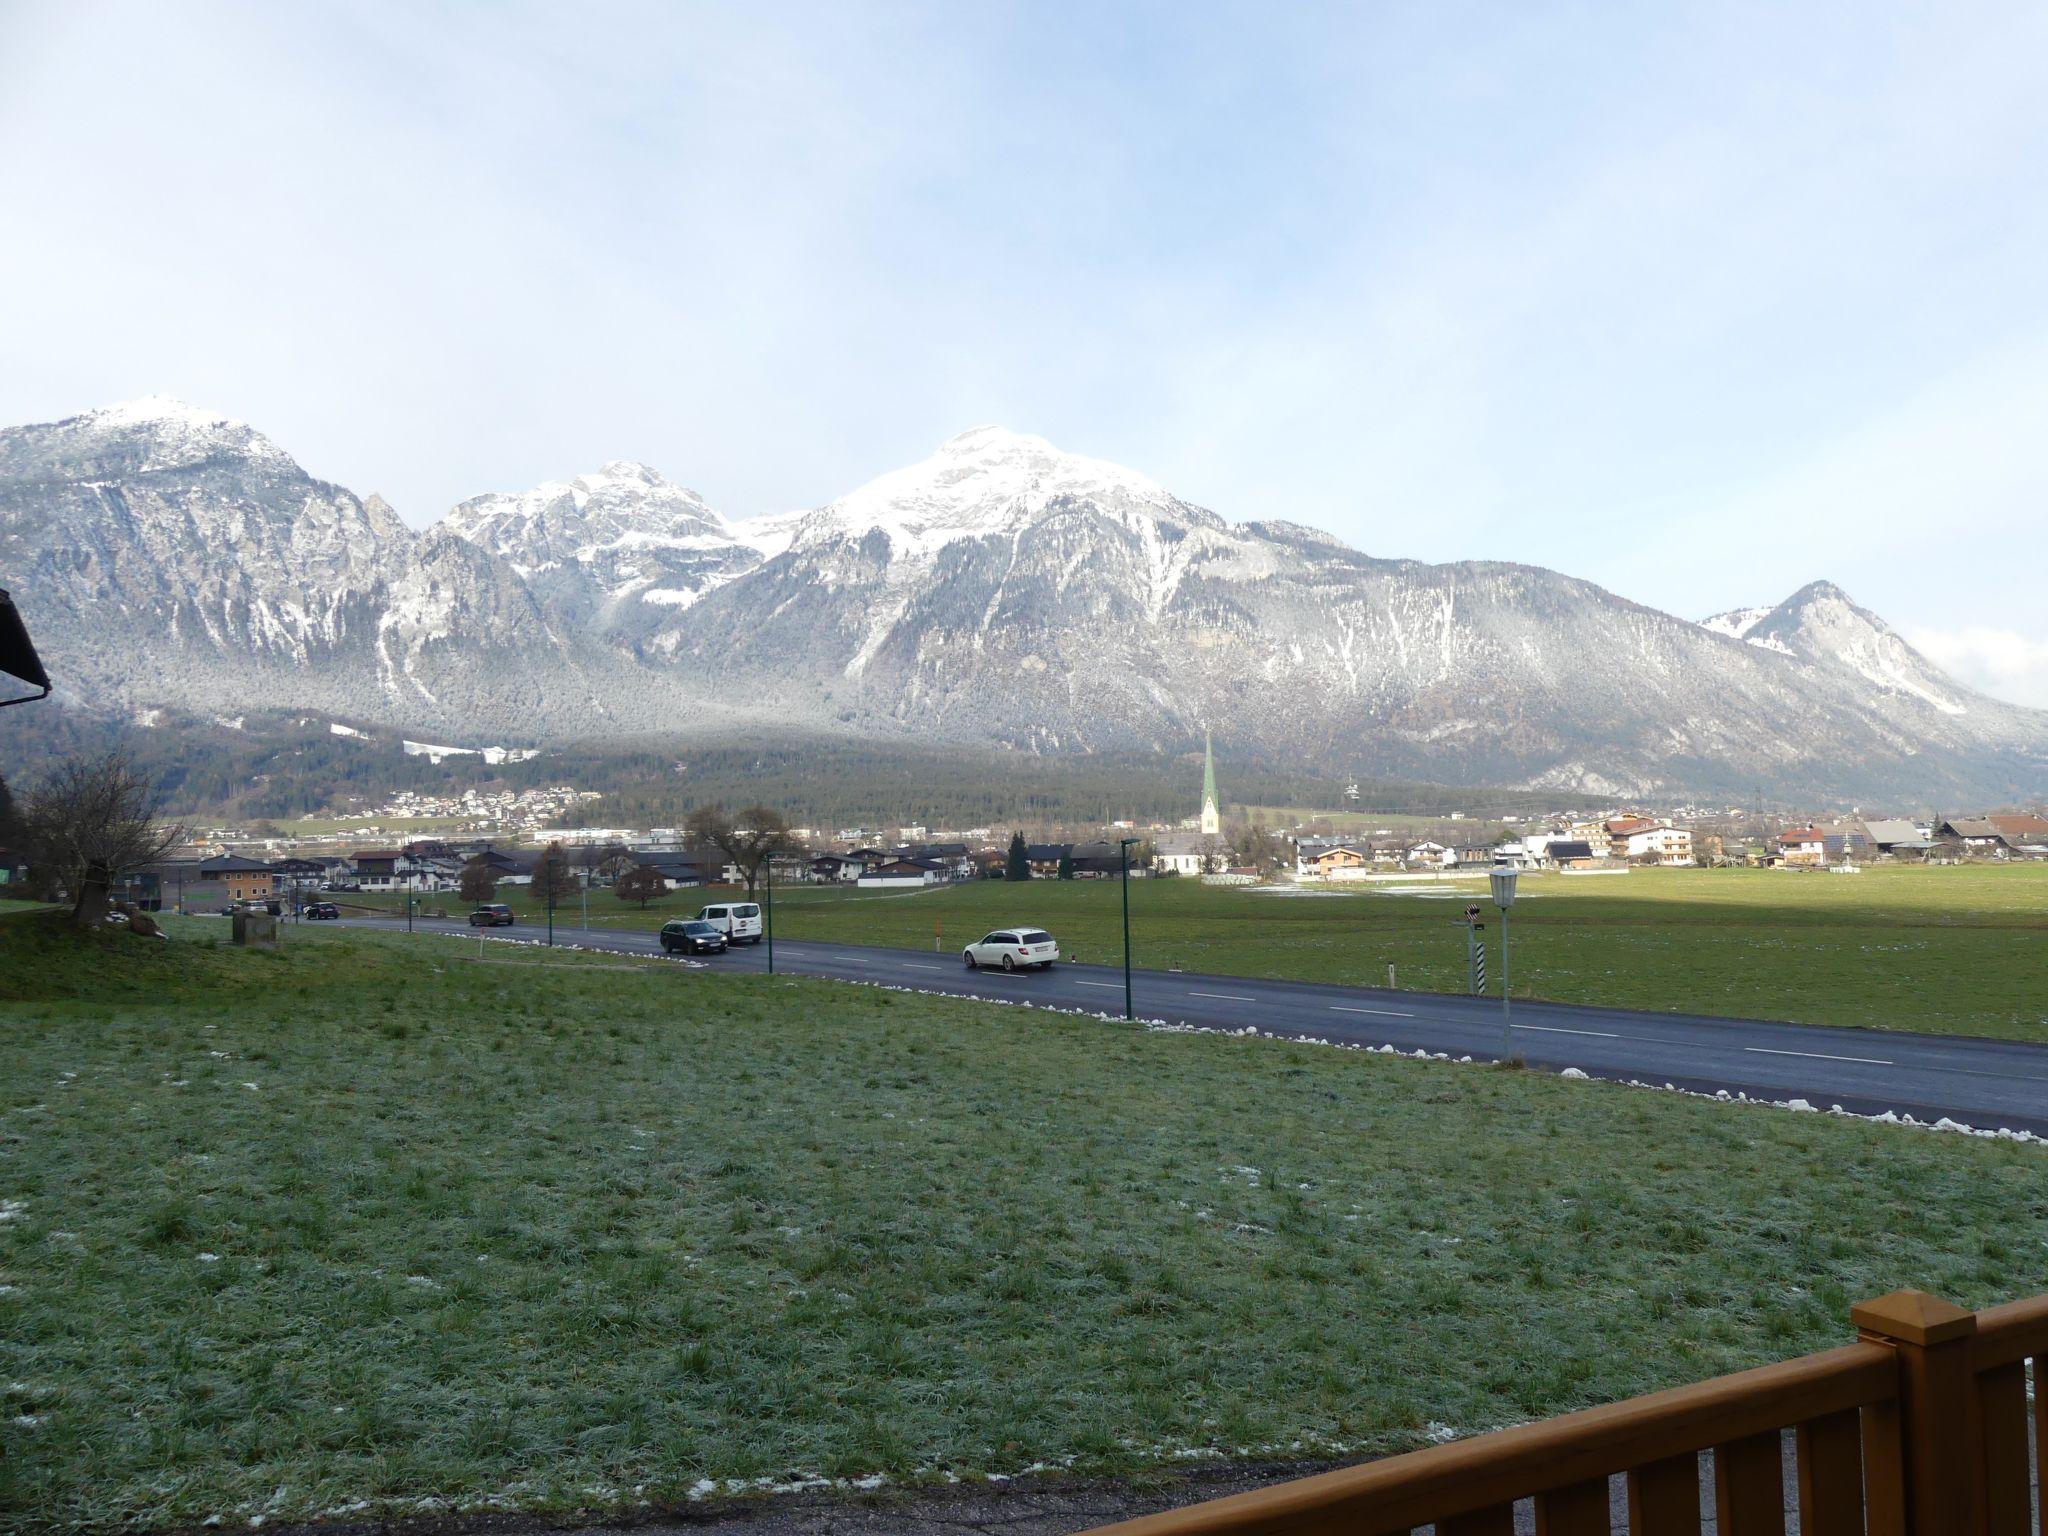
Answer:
1620 823 1695 866
1777 827 1828 866
857 859 942 888
1153 832 1217 877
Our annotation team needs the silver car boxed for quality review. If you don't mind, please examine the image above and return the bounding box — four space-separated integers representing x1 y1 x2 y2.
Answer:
964 928 1059 971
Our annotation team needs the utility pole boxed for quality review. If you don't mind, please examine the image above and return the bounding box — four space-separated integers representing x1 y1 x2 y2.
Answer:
1119 837 1139 1020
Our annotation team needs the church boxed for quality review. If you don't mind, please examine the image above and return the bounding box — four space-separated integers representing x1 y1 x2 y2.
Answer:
1153 734 1223 876
1198 731 1222 837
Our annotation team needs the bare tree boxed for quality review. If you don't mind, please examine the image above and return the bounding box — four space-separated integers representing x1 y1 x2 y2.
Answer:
593 846 638 885
615 864 667 907
457 856 497 906
21 750 184 928
529 840 580 909
685 803 795 897
1228 820 1284 877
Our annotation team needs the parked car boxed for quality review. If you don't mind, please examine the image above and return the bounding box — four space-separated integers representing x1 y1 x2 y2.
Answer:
696 902 763 943
468 904 515 927
659 918 729 955
963 928 1060 971
304 902 341 920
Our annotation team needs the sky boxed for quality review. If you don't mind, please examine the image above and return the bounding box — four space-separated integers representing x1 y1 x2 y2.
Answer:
3 1 2046 704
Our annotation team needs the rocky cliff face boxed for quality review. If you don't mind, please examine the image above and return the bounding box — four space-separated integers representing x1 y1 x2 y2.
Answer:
5 401 2044 801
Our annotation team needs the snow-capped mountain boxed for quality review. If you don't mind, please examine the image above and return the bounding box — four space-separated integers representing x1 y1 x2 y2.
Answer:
443 460 786 638
0 399 719 736
4 400 2045 801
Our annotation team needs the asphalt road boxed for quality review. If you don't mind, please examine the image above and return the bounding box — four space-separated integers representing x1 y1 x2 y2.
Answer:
336 915 2048 1136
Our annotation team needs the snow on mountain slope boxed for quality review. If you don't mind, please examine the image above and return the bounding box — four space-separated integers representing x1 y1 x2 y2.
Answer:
445 460 768 629
1700 607 1795 656
5 401 2045 800
790 425 1187 562
0 401 707 735
1741 581 1970 717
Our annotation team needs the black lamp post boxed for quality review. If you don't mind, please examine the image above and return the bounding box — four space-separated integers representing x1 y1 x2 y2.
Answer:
764 855 775 975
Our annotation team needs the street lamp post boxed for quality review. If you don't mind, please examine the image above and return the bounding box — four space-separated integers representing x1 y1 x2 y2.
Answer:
1119 837 1139 1021
1489 863 1518 1056
764 856 775 975
546 874 556 947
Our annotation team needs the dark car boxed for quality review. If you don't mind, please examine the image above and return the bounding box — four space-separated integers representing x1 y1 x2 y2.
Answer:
468 904 516 927
660 918 728 955
304 902 341 920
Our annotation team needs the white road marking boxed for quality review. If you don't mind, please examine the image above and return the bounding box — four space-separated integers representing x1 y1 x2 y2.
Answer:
904 963 942 970
1516 1024 1619 1039
1189 991 1257 1002
1744 1046 1893 1065
1074 980 1120 989
1329 1005 1416 1018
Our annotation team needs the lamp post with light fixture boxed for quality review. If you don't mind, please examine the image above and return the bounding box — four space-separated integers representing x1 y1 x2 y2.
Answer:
1489 863 1518 1056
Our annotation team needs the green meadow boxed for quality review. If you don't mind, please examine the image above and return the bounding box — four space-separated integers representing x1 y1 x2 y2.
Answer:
338 862 2048 1040
3 909 2045 1529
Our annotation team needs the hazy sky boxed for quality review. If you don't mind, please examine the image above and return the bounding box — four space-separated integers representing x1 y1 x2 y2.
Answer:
4 1 2045 703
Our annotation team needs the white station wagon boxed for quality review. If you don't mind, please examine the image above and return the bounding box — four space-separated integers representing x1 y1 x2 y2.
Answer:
963 927 1060 972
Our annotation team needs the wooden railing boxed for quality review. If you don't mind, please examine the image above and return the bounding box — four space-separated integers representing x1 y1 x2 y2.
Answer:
1082 1288 2048 1535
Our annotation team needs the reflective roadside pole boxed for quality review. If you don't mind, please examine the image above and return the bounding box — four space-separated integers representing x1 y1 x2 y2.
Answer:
1119 837 1139 1020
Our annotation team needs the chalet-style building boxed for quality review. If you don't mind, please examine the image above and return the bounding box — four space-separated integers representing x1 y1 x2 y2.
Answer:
200 853 276 903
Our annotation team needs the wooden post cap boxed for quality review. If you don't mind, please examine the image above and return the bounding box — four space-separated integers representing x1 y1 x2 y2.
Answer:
1851 1290 1977 1346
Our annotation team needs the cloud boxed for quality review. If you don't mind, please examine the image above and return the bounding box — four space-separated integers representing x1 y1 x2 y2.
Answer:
1905 627 2048 709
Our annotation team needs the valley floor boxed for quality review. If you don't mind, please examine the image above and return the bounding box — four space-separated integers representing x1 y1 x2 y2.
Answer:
337 862 2048 1040
2 912 2044 1530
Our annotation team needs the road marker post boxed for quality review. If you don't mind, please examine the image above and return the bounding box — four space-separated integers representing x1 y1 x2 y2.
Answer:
1489 864 1519 1057
1119 837 1139 1021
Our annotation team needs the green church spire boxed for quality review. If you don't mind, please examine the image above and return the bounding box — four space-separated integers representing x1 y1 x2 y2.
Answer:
1200 730 1221 836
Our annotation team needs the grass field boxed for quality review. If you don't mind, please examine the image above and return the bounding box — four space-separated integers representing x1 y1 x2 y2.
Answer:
341 863 2048 1041
3 908 2046 1530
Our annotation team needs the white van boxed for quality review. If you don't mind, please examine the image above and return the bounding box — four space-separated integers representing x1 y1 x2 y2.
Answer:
697 901 764 944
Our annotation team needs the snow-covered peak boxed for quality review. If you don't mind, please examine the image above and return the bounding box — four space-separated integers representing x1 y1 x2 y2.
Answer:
796 426 1181 561
86 395 239 431
1740 581 1969 715
22 395 296 474
444 461 731 566
439 459 774 616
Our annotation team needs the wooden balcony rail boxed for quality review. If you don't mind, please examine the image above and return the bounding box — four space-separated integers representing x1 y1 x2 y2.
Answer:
1080 1287 2048 1536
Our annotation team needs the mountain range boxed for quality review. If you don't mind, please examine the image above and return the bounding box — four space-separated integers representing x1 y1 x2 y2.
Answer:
3 396 2043 803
